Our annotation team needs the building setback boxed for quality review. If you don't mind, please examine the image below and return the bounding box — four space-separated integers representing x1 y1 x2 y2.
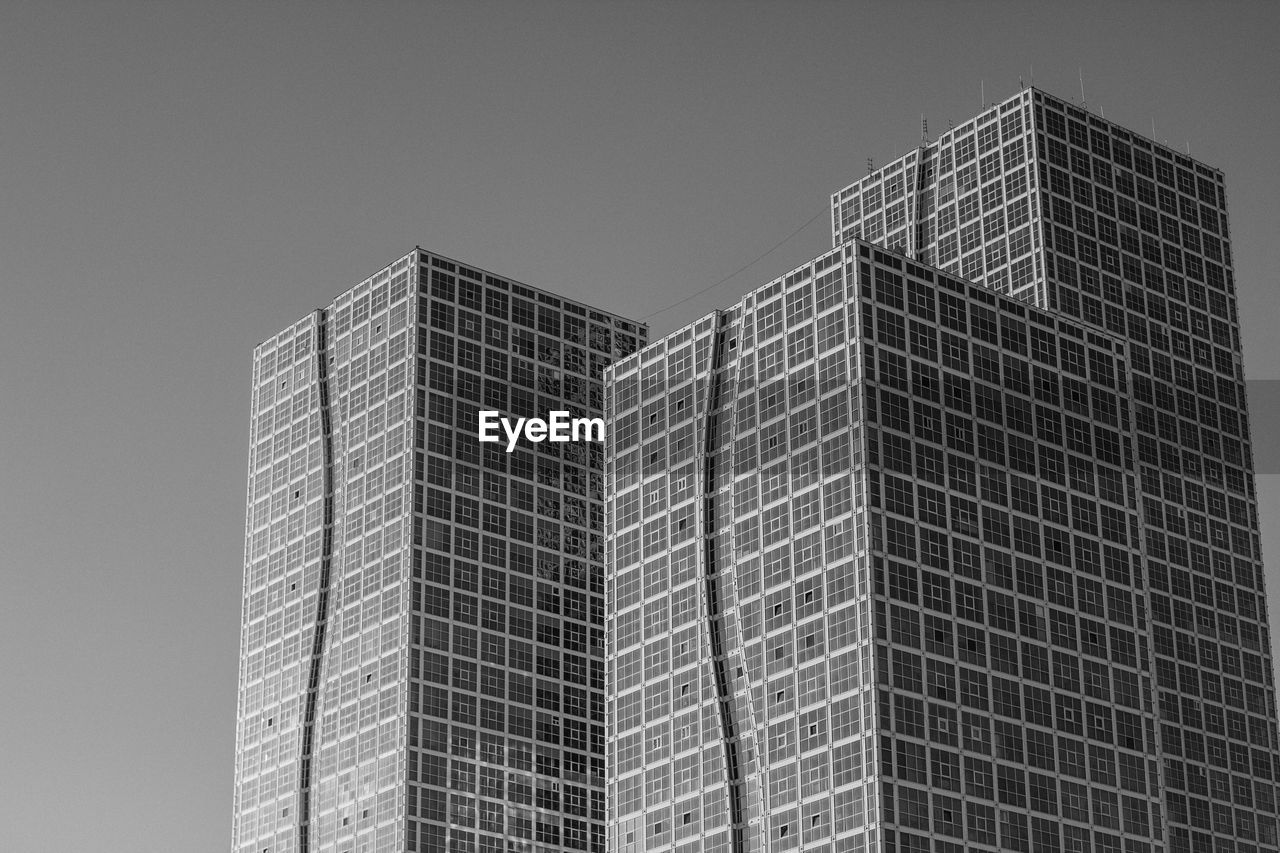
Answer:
608 89 1279 853
231 249 644 853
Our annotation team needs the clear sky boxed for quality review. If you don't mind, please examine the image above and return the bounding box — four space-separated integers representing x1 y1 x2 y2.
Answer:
2 1 1279 849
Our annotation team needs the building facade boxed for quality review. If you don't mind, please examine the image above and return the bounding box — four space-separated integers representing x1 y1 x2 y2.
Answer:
231 248 644 853
608 88 1279 853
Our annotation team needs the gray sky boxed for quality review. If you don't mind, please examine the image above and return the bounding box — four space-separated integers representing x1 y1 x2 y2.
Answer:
2 1 1279 849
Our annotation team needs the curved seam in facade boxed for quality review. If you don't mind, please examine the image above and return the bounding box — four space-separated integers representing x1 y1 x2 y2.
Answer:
699 318 748 853
296 311 335 853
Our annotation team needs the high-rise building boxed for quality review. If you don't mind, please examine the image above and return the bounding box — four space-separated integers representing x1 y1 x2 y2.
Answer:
606 88 1280 853
231 248 645 853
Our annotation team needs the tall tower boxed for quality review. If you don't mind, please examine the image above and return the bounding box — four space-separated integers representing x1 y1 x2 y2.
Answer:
231 249 644 853
609 89 1280 853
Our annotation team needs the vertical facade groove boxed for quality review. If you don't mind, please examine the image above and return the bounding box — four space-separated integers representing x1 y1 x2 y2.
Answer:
296 310 335 853
608 252 879 853
698 321 747 853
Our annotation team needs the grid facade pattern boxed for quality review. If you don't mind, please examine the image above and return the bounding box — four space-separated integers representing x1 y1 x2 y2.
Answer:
607 245 880 853
857 247 1164 853
309 256 416 853
234 309 333 852
233 249 645 853
605 312 751 853
607 229 1279 853
831 91 1044 305
831 88 1279 852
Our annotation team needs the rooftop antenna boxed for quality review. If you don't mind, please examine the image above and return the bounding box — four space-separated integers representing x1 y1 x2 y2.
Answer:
1151 117 1157 139
1079 67 1086 110
1029 63 1034 88
921 114 928 144
1099 105 1105 119
1018 75 1024 90
981 79 985 109
1187 141 1192 155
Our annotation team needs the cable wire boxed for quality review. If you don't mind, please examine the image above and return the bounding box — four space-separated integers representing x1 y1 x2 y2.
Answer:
643 205 829 320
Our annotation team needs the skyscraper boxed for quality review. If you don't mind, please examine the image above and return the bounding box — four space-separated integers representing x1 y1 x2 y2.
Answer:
606 88 1280 853
232 248 645 853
